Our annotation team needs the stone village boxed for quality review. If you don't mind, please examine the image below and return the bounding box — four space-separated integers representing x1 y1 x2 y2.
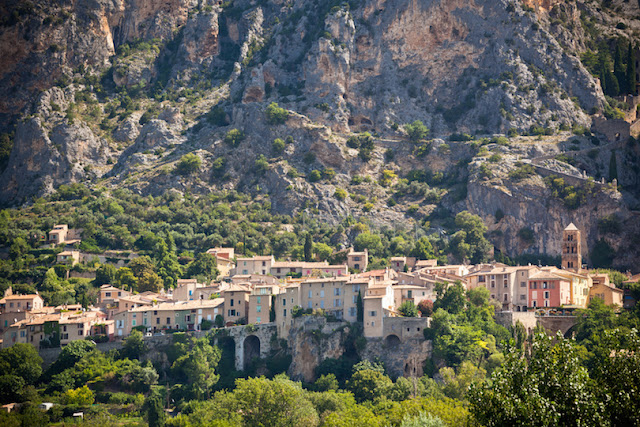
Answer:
1 223 638 375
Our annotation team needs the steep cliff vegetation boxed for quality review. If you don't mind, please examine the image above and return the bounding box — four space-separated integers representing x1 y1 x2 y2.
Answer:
1 0 640 267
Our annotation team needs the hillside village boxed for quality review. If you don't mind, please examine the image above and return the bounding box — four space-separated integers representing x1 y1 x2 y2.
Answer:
2 222 637 351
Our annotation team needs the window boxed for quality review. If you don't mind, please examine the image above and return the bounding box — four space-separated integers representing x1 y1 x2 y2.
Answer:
349 307 357 317
257 296 261 304
230 299 234 307
532 301 537 308
132 320 137 326
352 295 358 304
491 283 496 288
520 282 526 287
308 301 312 309
520 295 526 300
257 305 262 313
283 299 286 306
543 282 548 289
156 318 160 324
334 299 341 307
308 290 312 298
105 292 111 297
228 309 236 316
407 290 412 298
320 290 325 298
354 256 360 261
320 300 325 309
166 317 171 324
369 310 377 317
283 309 287 317
186 315 191 322
334 288 341 296
354 285 361 293
544 291 550 299
154 310 158 315
78 330 83 336
256 317 261 323
143 318 148 325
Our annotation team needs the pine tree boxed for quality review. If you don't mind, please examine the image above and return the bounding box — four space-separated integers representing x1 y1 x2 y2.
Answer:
627 43 636 94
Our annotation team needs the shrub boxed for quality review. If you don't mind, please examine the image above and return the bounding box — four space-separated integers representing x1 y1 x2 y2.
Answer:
272 138 285 154
224 129 244 146
308 170 322 182
322 168 336 181
405 120 429 142
175 153 202 175
508 162 535 181
334 188 347 200
265 102 289 125
254 155 269 175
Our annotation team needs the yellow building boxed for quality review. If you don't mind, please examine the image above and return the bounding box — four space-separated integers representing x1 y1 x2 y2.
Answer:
588 273 623 308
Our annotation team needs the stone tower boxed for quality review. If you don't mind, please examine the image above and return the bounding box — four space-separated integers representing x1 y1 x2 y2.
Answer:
562 223 581 272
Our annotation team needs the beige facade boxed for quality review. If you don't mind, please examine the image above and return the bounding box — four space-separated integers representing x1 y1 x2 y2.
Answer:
275 284 300 336
223 284 251 324
393 285 431 309
235 256 274 276
173 279 203 301
270 261 348 279
466 265 540 312
347 249 368 272
248 285 280 324
114 299 224 336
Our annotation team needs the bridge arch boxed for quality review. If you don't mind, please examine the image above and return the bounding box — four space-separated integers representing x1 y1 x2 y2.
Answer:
384 334 401 348
243 335 261 370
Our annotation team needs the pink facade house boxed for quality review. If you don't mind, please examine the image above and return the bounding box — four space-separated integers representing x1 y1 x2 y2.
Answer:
528 269 572 308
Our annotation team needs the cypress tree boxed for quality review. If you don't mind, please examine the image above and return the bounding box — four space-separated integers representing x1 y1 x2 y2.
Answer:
609 150 618 182
356 291 364 322
614 43 626 94
627 43 636 94
304 233 312 262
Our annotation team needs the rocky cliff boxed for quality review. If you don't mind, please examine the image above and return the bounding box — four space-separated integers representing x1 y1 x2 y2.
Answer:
1 0 640 267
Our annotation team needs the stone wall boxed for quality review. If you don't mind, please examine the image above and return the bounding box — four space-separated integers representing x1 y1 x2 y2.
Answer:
592 116 632 142
537 315 578 336
495 311 537 332
382 317 430 341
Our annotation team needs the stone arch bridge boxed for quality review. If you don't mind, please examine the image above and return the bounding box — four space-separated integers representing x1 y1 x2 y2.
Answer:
212 323 277 371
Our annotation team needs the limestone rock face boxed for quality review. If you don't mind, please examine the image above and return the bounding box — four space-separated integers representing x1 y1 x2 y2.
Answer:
0 117 108 203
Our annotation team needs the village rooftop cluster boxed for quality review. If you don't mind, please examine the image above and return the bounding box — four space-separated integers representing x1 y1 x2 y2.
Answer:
1 223 638 349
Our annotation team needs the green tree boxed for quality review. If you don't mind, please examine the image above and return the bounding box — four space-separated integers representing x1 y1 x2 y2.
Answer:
314 242 333 261
614 42 626 92
434 283 466 315
128 256 155 279
175 153 202 175
469 332 606 426
357 291 364 322
272 138 285 154
449 212 491 264
347 369 393 403
609 150 618 182
9 237 29 260
63 385 94 405
0 344 42 384
398 301 419 317
224 129 245 147
95 263 117 286
121 330 146 359
467 287 490 307
115 267 137 290
304 233 313 262
354 232 383 256
411 237 435 260
405 120 429 142
400 412 446 427
220 375 319 426
627 42 636 94
265 102 289 125
185 252 219 283
138 270 164 293
171 338 221 399
144 389 166 427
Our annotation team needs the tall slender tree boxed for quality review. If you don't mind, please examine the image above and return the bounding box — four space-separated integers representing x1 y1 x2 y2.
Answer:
627 42 636 94
614 42 626 93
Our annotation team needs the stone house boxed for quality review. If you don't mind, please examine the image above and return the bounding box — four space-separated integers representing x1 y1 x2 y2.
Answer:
222 283 251 324
588 273 623 308
347 248 368 272
235 256 274 276
248 284 280 325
